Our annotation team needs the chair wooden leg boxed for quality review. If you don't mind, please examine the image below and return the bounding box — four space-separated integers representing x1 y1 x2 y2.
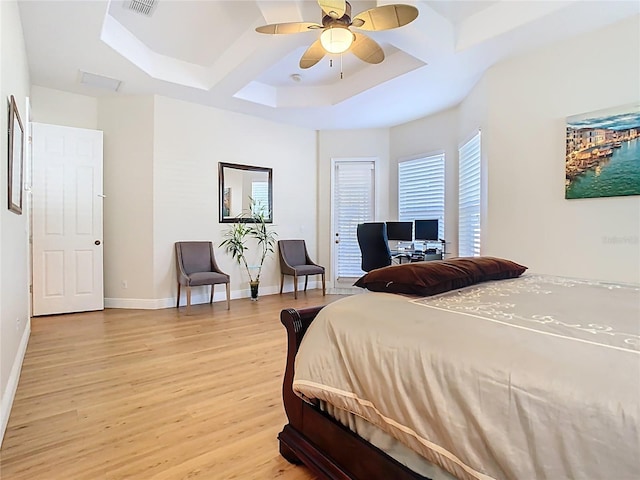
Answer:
186 286 192 315
177 283 181 308
280 274 284 294
304 276 308 292
294 274 298 299
210 285 214 304
322 273 326 296
225 283 230 310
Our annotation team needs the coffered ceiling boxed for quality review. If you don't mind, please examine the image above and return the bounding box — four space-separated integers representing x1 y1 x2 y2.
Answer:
17 1 640 130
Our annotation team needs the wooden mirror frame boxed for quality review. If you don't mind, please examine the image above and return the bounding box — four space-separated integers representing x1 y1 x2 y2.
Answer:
8 95 24 215
218 162 273 223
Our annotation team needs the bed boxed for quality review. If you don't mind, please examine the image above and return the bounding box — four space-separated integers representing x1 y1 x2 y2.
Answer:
277 257 640 480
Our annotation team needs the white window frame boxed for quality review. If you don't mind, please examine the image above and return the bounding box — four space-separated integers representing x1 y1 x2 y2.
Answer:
458 131 482 257
251 180 269 216
398 152 445 241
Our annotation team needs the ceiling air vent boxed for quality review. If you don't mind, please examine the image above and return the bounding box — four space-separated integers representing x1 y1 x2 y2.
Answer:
124 0 157 17
79 71 122 92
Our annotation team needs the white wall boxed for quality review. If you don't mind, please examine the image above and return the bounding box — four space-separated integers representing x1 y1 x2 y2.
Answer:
390 107 460 254
317 129 390 288
483 15 640 283
153 96 317 303
0 0 31 445
98 96 155 306
24 90 319 308
388 16 639 283
30 85 98 129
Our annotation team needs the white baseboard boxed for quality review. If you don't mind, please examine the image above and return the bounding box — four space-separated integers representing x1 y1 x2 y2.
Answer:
0 319 31 448
105 280 324 310
328 286 362 295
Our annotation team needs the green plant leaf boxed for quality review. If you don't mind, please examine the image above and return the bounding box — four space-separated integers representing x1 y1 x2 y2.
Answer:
220 196 277 283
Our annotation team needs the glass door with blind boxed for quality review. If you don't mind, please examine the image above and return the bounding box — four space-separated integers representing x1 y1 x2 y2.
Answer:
331 158 376 289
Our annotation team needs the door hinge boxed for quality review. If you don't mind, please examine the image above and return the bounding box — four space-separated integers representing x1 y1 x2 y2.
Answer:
29 284 33 294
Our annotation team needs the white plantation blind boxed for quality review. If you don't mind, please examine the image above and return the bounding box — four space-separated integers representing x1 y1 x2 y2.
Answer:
459 132 481 257
251 181 269 215
398 154 445 240
335 161 375 278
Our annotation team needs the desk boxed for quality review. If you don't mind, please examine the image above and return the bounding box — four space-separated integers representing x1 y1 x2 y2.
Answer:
391 251 443 263
390 240 446 263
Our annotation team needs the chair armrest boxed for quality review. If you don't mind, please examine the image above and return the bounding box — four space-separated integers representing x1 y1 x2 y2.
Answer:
303 250 323 270
280 255 298 275
176 252 190 285
209 249 229 278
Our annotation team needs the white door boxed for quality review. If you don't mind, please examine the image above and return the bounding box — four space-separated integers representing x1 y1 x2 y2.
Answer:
331 158 376 289
31 123 104 316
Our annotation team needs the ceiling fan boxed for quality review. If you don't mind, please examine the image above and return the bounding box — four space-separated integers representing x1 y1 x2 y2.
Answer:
255 0 419 70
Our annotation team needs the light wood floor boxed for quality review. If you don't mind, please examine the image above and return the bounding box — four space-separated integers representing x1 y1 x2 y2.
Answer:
1 290 348 480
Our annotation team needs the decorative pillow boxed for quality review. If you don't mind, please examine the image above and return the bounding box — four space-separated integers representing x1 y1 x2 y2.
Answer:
446 256 528 283
353 256 527 297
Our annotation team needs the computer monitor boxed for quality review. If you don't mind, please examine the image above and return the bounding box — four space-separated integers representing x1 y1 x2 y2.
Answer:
385 221 413 241
414 219 439 241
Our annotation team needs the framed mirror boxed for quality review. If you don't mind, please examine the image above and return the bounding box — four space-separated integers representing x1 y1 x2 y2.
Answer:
8 95 24 215
219 162 273 223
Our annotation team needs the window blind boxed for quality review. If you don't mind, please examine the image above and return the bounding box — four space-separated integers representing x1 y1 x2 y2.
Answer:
335 161 375 279
398 154 445 240
458 132 481 257
251 181 269 216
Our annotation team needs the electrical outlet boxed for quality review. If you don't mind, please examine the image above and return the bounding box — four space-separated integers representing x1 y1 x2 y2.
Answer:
122 280 128 289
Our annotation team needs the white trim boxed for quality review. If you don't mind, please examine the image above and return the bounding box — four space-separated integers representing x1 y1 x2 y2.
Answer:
0 319 31 447
330 157 378 288
105 282 323 309
328 286 362 295
105 297 172 309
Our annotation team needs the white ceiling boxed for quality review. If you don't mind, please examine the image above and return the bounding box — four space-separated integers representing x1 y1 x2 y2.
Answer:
17 0 640 130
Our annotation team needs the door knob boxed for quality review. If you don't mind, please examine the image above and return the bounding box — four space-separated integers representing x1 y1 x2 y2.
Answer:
95 240 101 245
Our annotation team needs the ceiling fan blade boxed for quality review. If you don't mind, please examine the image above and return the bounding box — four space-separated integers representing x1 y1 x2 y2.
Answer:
351 33 384 65
256 22 322 34
318 0 346 19
300 39 326 69
352 4 419 31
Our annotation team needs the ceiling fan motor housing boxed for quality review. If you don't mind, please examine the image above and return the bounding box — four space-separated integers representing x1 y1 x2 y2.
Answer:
322 1 351 27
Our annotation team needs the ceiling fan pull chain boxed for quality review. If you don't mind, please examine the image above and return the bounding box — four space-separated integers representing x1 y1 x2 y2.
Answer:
330 58 333 68
340 53 344 79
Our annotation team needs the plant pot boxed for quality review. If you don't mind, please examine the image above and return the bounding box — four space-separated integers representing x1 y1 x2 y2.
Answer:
249 281 260 301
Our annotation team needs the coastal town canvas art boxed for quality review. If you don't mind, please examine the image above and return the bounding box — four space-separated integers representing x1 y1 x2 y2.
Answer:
565 103 640 199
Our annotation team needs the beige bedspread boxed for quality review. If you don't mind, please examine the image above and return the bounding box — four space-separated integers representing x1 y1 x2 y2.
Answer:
293 275 640 480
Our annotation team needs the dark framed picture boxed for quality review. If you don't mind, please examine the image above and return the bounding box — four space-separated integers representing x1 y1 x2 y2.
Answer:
8 95 24 214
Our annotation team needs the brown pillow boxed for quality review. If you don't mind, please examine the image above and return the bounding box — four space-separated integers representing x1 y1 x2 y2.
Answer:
446 256 528 283
353 256 527 296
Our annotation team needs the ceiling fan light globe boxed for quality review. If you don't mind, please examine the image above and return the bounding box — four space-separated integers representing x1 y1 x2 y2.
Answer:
320 26 353 54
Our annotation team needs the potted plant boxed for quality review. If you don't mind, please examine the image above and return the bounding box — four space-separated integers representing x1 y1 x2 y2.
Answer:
220 198 277 300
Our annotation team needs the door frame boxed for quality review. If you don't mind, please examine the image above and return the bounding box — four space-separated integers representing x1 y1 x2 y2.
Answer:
329 157 379 292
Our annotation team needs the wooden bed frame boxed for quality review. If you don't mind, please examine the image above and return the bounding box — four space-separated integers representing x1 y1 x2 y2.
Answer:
278 306 431 480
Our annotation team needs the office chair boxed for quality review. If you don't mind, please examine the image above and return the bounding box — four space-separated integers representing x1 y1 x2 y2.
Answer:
278 239 325 299
175 241 230 315
356 222 392 272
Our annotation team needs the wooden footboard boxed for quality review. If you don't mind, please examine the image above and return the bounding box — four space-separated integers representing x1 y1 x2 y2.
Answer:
278 307 430 480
